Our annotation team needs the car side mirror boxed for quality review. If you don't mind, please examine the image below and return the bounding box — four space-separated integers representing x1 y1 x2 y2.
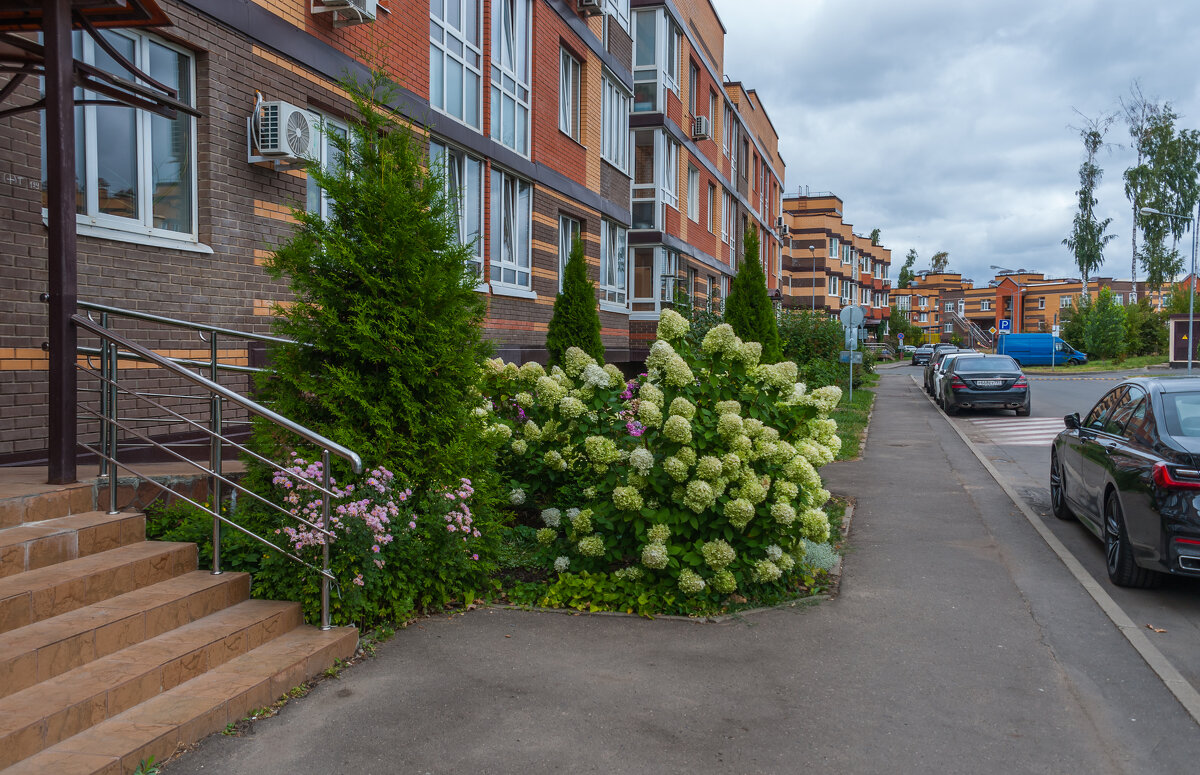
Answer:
1064 413 1080 430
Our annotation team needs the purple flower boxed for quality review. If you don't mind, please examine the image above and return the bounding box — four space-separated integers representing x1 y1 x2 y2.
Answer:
627 420 646 437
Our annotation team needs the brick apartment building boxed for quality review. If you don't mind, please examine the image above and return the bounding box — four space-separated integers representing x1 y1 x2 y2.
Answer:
779 192 892 336
892 270 1161 346
0 0 785 464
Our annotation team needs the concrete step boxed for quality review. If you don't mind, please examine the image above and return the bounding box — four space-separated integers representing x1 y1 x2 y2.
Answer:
0 511 146 579
0 542 196 635
0 481 96 530
0 570 250 700
0 624 358 775
0 598 306 769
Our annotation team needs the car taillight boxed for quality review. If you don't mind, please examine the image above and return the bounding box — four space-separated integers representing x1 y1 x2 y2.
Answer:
1153 462 1200 490
1175 537 1200 546
949 375 967 390
1012 377 1028 388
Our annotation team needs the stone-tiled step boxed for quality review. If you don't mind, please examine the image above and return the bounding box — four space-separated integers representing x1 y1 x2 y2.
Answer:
0 542 196 635
0 511 146 579
0 570 250 700
0 598 305 769
2 625 358 775
0 481 96 530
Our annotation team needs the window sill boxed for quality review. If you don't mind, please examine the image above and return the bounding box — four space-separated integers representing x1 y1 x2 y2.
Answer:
559 128 587 150
49 217 214 254
599 301 629 314
491 284 537 300
473 282 490 294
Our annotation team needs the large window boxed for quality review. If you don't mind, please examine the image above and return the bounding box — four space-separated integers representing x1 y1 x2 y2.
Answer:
49 29 196 242
307 115 348 221
491 0 530 155
601 72 631 172
631 129 677 229
632 8 680 112
828 276 839 296
687 165 699 221
603 0 630 33
600 220 627 304
558 215 581 291
430 0 482 129
430 141 484 277
559 48 581 141
828 236 839 259
660 135 678 208
490 168 532 289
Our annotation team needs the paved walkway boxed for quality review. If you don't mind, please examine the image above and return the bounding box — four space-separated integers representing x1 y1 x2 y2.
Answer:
165 374 1200 774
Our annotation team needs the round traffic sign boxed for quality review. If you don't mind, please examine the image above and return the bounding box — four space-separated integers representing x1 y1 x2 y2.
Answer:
839 305 865 327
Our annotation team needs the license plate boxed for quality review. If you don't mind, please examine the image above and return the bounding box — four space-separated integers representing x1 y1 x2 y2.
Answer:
974 379 1002 387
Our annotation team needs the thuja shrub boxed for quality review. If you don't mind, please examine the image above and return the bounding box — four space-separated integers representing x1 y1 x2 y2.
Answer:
251 457 495 628
545 235 604 367
725 228 781 363
479 310 842 610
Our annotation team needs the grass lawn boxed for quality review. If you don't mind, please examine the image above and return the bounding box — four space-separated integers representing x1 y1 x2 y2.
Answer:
830 373 878 461
1023 353 1166 374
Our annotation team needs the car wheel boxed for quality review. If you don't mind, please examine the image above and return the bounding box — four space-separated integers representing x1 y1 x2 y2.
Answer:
1104 492 1162 588
943 396 958 415
1015 397 1031 417
1067 358 1080 366
1049 452 1073 521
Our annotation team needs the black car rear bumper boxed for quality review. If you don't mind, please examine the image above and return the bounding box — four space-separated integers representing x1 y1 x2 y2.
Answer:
947 387 1028 409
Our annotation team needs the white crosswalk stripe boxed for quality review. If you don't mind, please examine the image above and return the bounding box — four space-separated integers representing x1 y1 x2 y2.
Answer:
964 417 1065 446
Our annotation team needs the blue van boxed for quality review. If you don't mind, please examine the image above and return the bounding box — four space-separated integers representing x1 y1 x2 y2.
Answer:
995 333 1087 367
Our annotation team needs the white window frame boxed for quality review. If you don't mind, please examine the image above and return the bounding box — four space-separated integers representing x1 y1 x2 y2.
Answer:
558 215 581 292
721 190 731 244
1060 295 1073 308
54 29 199 246
307 115 348 221
828 275 839 296
828 236 839 259
491 0 531 156
559 47 581 141
490 167 533 290
631 8 680 112
603 0 630 33
707 183 715 233
430 140 484 280
660 133 679 208
981 299 992 311
944 324 954 333
687 164 699 222
600 219 627 305
430 0 483 130
722 102 732 156
601 71 631 172
1038 296 1046 309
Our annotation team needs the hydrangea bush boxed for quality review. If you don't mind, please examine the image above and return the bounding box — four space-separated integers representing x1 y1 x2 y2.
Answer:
480 310 842 610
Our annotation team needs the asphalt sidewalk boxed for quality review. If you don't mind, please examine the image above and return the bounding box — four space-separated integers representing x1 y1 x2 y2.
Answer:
165 373 1200 775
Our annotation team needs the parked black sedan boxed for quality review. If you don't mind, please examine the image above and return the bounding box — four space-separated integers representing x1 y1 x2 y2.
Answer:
939 354 1030 416
1050 377 1200 588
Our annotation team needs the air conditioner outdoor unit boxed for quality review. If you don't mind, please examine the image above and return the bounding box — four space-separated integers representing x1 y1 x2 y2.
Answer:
312 0 377 26
779 224 789 237
253 100 318 162
578 0 604 14
692 114 711 140
775 215 785 231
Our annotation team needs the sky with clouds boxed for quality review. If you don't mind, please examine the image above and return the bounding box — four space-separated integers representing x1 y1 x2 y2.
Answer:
712 0 1200 288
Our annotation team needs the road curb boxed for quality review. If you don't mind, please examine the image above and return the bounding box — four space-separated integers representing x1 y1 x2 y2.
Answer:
911 374 1200 728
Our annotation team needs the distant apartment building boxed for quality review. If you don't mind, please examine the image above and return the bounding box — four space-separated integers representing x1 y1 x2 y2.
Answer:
779 193 891 336
0 0 785 463
891 271 1160 345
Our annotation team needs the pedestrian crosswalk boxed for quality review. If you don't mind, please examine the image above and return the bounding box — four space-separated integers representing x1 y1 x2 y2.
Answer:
963 417 1066 447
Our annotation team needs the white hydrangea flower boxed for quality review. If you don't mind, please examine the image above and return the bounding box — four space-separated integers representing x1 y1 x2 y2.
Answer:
695 455 723 480
752 558 782 583
683 480 716 513
577 534 604 556
712 568 737 593
701 539 736 570
536 528 556 544
509 487 526 505
664 355 695 387
554 555 571 572
637 400 663 428
663 415 693 445
646 340 676 371
612 486 644 512
701 324 739 356
582 363 612 389
678 568 706 594
774 479 799 501
717 413 744 439
558 396 586 419
642 541 669 569
630 447 654 476
647 523 671 543
736 477 767 505
777 553 796 572
571 508 593 533
541 507 562 528
765 544 783 561
603 363 625 385
657 308 690 341
584 435 620 465
638 381 665 408
723 497 755 529
563 347 597 378
536 375 567 405
736 340 762 367
543 450 567 471
801 508 832 542
676 446 697 466
668 396 696 419
715 400 742 416
522 421 541 440
514 392 534 408
519 361 546 381
721 452 743 477
664 456 690 482
488 423 513 440
510 439 527 456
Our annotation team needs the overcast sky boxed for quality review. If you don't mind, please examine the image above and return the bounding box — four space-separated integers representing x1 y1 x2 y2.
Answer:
712 0 1200 288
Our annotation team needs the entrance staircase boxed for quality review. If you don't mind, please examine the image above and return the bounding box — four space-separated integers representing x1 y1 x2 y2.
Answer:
0 476 358 774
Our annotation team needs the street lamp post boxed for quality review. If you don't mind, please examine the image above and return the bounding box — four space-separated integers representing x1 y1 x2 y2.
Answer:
1141 205 1200 374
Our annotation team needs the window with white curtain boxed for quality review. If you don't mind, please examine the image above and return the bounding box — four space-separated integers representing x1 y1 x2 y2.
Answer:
491 0 530 155
490 168 532 288
430 0 482 129
430 141 484 277
601 71 630 172
559 48 580 141
600 220 627 304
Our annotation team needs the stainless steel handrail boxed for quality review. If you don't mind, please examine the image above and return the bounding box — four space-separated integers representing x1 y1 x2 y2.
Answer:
80 300 296 345
73 313 362 630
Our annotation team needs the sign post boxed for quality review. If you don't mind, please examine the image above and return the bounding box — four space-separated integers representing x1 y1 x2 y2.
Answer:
839 305 866 404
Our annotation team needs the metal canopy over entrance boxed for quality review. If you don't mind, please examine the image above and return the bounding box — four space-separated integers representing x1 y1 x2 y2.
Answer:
0 0 199 484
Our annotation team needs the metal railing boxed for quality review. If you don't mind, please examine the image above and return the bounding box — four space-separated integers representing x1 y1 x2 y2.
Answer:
72 307 362 630
945 309 993 349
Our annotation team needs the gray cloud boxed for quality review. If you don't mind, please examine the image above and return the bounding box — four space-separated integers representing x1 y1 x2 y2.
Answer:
714 0 1200 286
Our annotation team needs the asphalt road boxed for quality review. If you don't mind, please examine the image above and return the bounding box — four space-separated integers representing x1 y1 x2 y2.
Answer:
897 363 1200 705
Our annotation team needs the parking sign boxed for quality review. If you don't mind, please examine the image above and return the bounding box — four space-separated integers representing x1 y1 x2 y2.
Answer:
998 319 1012 333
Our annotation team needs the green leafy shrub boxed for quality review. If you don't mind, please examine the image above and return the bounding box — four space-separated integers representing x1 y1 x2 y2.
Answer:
546 235 604 367
479 310 842 612
253 68 493 489
1083 287 1128 360
725 228 781 363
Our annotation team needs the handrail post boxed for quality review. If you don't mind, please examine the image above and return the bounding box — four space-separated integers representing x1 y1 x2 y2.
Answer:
98 311 109 480
106 333 119 515
210 333 223 576
321 448 332 631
